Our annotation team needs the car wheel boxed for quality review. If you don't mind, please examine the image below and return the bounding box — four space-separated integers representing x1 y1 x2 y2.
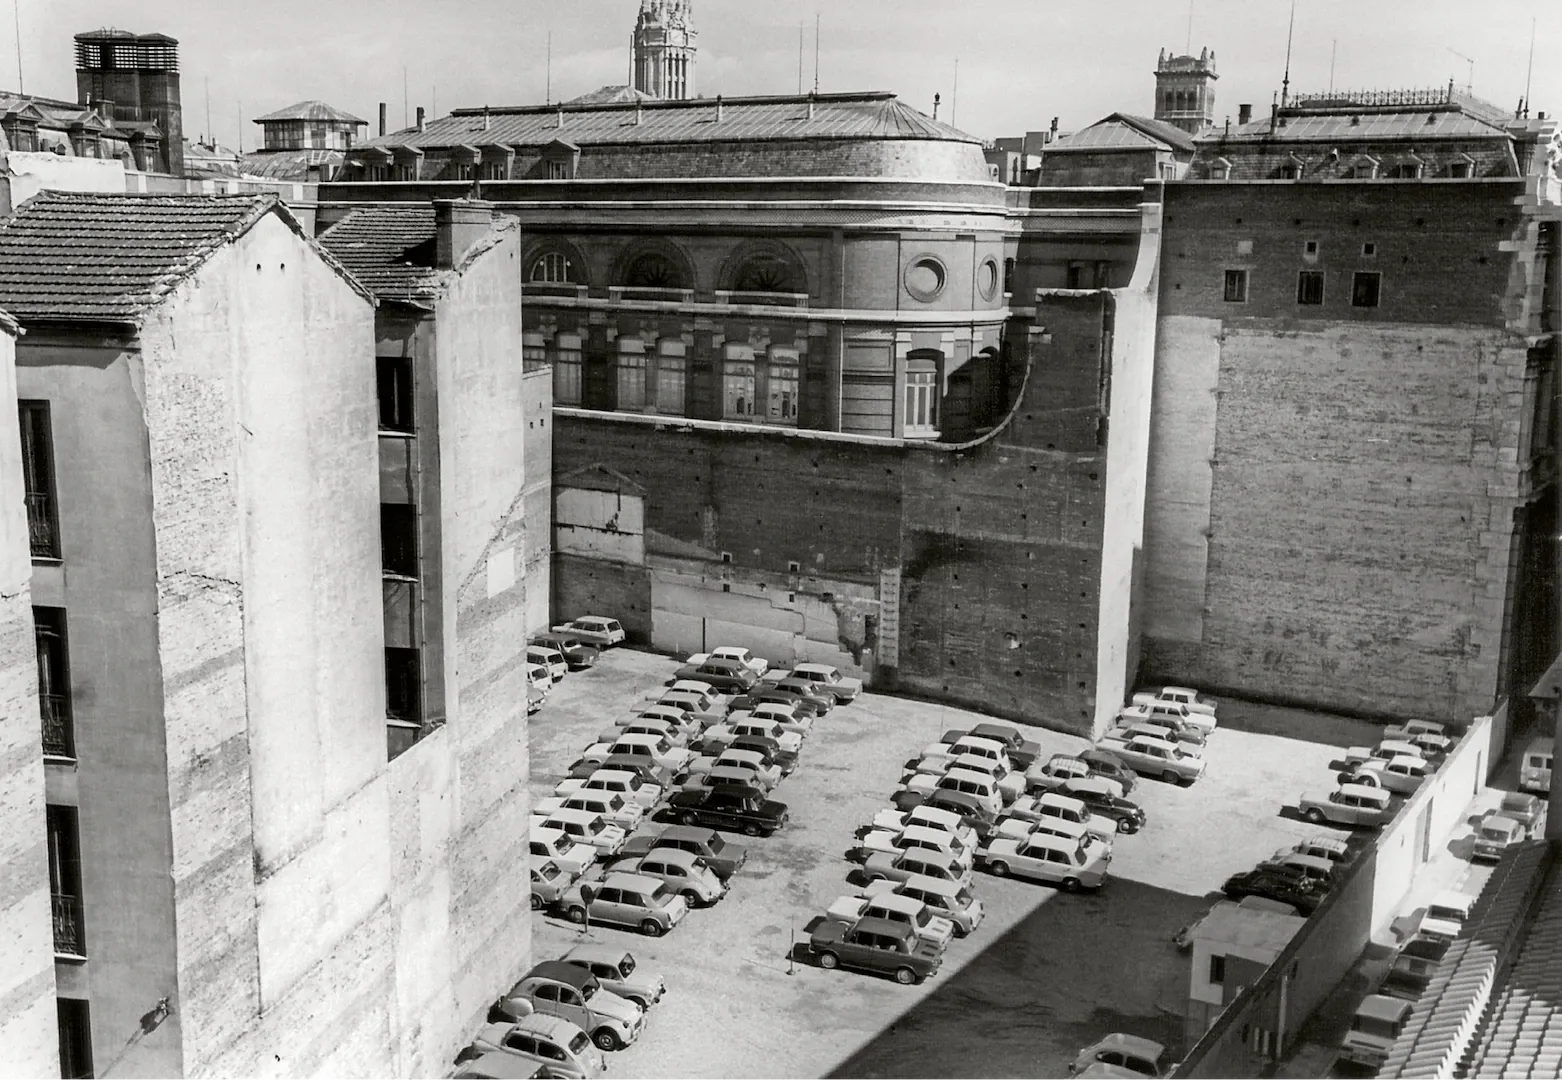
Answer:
680 811 700 826
593 1028 622 1052
741 822 761 837
682 889 703 908
640 919 665 937
818 951 839 970
627 996 650 1010
530 894 543 911
1115 818 1132 834
989 861 1010 877
1305 808 1325 824
1063 876 1082 893
895 966 917 986
567 906 587 924
1161 770 1180 785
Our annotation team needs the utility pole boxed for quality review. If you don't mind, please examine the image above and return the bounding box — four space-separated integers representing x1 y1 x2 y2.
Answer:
813 13 820 95
1446 47 1474 95
13 0 23 94
204 76 212 146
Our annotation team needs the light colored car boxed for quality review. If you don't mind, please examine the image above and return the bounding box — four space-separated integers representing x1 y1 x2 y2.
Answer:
1519 735 1553 794
679 763 762 792
557 768 663 810
1132 685 1218 719
828 889 956 949
919 735 1013 773
1001 794 1116 845
1343 740 1427 769
605 733 694 774
656 687 723 720
558 945 666 1011
556 790 646 833
1344 755 1428 796
531 858 576 911
684 646 769 676
875 873 985 937
1068 1034 1169 1077
600 718 689 749
616 847 728 907
869 804 977 850
560 871 691 936
858 823 976 869
978 830 1110 891
1417 889 1475 942
1277 835 1352 866
491 961 645 1052
1383 718 1450 743
454 1049 550 1079
899 766 1005 817
526 663 553 696
785 662 862 703
1026 755 1126 799
992 816 1108 863
526 645 567 682
738 701 813 737
1471 813 1526 862
914 754 1025 803
1338 994 1411 1071
550 616 626 647
861 848 973 889
545 807 627 857
1118 698 1216 735
1094 733 1205 785
1299 783 1392 829
704 718 803 755
1111 716 1206 748
469 1015 606 1078
531 824 596 877
712 747 782 789
635 704 701 736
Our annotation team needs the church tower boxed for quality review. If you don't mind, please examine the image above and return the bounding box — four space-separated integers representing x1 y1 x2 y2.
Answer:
1154 47 1218 133
633 0 697 100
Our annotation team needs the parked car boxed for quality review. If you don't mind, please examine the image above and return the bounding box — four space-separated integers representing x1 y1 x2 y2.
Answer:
783 663 862 703
468 1015 606 1078
892 787 1000 838
1259 852 1338 888
568 754 675 790
1471 813 1527 862
603 733 694 774
1342 754 1429 796
938 723 1042 769
526 664 553 696
1416 889 1475 942
557 945 666 1011
1111 715 1206 748
655 687 724 720
527 645 567 683
1380 934 1451 1000
527 685 546 715
683 646 769 676
728 734 799 772
1057 778 1146 834
532 633 600 670
1221 867 1325 915
992 816 1107 863
826 889 955 949
453 1050 550 1079
1299 783 1393 829
531 859 576 911
1027 755 1125 799
619 825 747 880
670 658 759 693
861 848 973 889
544 807 627 857
1519 735 1553 794
876 873 985 937
868 804 978 850
680 763 768 794
1278 835 1352 866
550 616 626 648
807 917 940 985
490 961 645 1051
1094 732 1205 785
1068 1034 1170 1077
552 790 646 833
559 871 690 936
704 717 803 756
977 830 1110 891
531 824 596 877
614 847 728 908
1077 749 1141 794
1343 740 1429 770
910 752 1025 803
666 782 788 836
635 704 702 736
733 701 814 738
1337 995 1412 1071
1495 791 1547 838
556 768 663 811
855 823 977 870
918 735 1014 774
1004 791 1117 845
1118 698 1216 735
899 766 1005 817
1132 685 1218 719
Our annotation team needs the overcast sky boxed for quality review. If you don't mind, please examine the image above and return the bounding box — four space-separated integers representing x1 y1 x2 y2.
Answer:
10 0 1560 151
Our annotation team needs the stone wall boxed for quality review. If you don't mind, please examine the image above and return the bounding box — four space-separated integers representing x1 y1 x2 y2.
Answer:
522 365 554 636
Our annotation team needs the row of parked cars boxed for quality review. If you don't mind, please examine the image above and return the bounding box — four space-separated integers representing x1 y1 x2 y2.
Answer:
523 615 622 713
1293 718 1457 830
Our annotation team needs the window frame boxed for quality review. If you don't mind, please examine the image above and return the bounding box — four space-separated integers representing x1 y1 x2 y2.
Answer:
1351 271 1382 308
1296 270 1325 306
654 340 687 415
903 355 940 438
553 333 584 406
376 356 415 434
1209 953 1227 984
766 349 800 425
35 606 74 760
531 251 574 284
1223 269 1249 303
722 347 757 421
616 339 648 412
19 400 61 560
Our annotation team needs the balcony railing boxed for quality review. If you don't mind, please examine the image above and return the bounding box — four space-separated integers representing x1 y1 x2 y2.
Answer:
40 693 73 759
52 893 85 957
26 493 58 559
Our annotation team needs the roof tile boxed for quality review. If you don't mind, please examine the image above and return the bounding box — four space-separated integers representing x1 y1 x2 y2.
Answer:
316 204 441 299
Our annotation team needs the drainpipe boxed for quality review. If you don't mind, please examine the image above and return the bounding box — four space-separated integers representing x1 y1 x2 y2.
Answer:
1275 969 1290 1063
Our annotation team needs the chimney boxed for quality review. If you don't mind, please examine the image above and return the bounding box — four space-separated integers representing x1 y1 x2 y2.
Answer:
433 199 493 270
379 102 387 136
1238 103 1252 125
98 98 116 123
482 106 491 131
932 93 941 120
715 94 723 122
416 106 426 133
557 106 564 128
1050 116 1059 135
1270 96 1279 128
635 99 643 125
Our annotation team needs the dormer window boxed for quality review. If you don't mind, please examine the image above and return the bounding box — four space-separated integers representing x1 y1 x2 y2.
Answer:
1346 154 1380 179
1209 157 1233 181
540 137 580 181
1388 155 1424 179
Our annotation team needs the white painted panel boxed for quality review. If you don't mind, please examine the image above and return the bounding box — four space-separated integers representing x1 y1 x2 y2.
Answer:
555 487 644 563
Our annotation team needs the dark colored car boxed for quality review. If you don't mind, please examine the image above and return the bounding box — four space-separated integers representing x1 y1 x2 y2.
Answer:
667 783 788 837
939 724 1043 770
729 686 827 719
619 824 748 880
890 786 998 839
768 677 836 713
1058 783 1147 835
1222 868 1325 915
568 754 675 789
670 659 758 694
531 632 601 670
1077 748 1141 795
808 917 942 985
728 734 799 772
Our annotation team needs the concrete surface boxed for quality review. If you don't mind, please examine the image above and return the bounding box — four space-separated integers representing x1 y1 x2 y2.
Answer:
518 649 1378 1079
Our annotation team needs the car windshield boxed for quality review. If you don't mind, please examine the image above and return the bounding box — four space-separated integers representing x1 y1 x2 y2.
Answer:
1481 825 1514 842
955 887 973 906
584 819 603 836
651 883 675 905
579 981 597 1001
912 908 931 927
568 1032 590 1055
705 835 726 855
538 863 558 881
607 795 625 812
618 954 635 977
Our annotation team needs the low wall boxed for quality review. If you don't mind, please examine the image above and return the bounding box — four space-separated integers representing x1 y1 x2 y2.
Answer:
1176 714 1494 1077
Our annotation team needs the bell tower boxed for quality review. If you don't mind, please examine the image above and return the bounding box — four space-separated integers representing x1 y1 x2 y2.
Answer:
633 0 697 100
1154 47 1218 133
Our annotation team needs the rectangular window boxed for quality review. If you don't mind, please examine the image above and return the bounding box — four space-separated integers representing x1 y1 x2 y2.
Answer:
376 356 414 433
47 805 84 958
553 334 583 406
1092 262 1113 289
484 160 508 181
723 359 756 420
616 341 647 411
380 504 418 579
1297 271 1325 305
1209 954 1227 984
19 401 60 559
35 606 73 760
1223 269 1249 303
767 352 800 424
654 342 687 414
1352 271 1382 308
58 999 93 1079
1449 161 1472 179
522 331 548 374
547 159 569 180
385 646 422 724
904 369 939 436
1066 262 1087 289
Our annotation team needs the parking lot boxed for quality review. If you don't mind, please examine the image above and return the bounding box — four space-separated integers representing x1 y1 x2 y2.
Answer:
522 648 1377 1078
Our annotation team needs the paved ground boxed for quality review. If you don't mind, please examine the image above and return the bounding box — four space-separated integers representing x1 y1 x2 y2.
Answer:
518 650 1378 1079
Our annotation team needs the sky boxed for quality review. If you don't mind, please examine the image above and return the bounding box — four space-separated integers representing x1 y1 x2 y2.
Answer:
7 0 1560 151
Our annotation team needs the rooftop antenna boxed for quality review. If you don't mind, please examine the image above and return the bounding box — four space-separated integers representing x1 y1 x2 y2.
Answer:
237 99 242 153
1328 39 1336 95
13 0 23 94
797 22 803 95
951 58 959 126
432 85 437 118
1185 0 1193 54
546 30 552 104
205 76 212 147
403 67 408 128
1280 0 1296 108
1446 47 1474 94
813 13 820 95
1522 18 1535 117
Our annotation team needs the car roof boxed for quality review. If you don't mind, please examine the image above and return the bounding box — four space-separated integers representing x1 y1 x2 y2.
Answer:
793 662 835 673
868 892 926 915
971 722 1023 741
459 1051 547 1079
1339 783 1390 801
954 735 1007 751
1429 889 1475 912
705 766 755 783
1301 835 1350 852
508 1013 585 1040
1277 853 1334 871
1377 739 1422 753
600 871 664 890
549 808 608 826
1038 792 1086 811
524 960 595 989
902 824 956 844
1033 816 1089 839
589 768 642 783
561 943 630 965
1022 831 1080 852
1357 994 1413 1023
853 916 913 939
908 805 964 829
653 824 720 842
638 846 700 866
943 767 996 784
1090 1033 1167 1059
901 873 961 897
1485 814 1524 832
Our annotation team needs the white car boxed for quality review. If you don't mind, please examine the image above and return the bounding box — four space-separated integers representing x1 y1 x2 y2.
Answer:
869 805 977 850
711 748 782 790
550 616 626 647
555 768 663 810
703 719 803 756
1131 686 1218 719
530 824 597 877
1117 700 1215 736
919 735 1013 774
739 701 812 737
910 753 1025 803
634 705 702 738
597 733 694 774
684 646 769 677
526 645 567 683
977 831 1109 891
898 767 1005 817
785 663 862 703
828 889 955 949
1000 793 1116 845
858 823 976 869
553 790 646 833
544 808 628 857
1383 718 1450 742
599 718 689 749
526 663 553 696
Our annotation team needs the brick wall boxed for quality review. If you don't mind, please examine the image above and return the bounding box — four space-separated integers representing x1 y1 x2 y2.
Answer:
1143 180 1539 720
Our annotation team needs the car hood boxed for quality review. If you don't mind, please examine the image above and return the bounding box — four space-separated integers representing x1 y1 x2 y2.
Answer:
585 988 644 1025
757 800 788 820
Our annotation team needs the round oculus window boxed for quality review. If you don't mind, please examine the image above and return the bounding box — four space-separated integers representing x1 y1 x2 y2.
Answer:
977 258 1000 301
905 257 947 302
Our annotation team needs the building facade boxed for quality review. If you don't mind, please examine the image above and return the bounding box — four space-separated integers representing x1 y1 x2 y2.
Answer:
0 191 532 1076
1154 47 1218 134
72 30 182 176
633 0 697 101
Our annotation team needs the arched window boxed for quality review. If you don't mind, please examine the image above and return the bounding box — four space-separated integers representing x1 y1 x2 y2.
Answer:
530 251 575 283
623 251 688 290
733 253 803 295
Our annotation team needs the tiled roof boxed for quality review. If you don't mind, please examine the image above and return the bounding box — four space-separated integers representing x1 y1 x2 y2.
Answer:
316 204 441 299
253 100 366 125
238 148 344 180
1044 113 1194 154
1196 103 1510 144
0 191 351 323
1465 862 1562 1077
1114 114 1197 152
361 91 981 150
565 85 656 106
